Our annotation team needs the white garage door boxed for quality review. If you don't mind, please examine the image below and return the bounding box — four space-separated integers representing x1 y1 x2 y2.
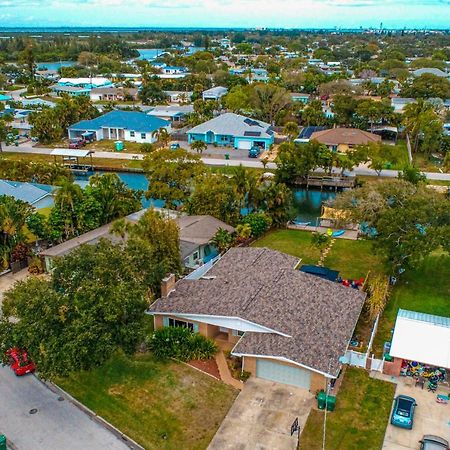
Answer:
256 359 311 389
237 140 252 150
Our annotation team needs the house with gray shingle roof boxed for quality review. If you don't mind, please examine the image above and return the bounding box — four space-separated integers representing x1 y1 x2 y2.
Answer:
187 112 274 150
149 247 366 391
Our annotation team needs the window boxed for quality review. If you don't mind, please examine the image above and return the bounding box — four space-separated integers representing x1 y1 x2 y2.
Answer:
141 132 146 139
130 131 135 137
168 318 194 331
232 329 245 337
192 251 199 260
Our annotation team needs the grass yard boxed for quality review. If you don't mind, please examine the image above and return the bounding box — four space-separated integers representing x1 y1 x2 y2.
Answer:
252 230 385 279
299 368 395 450
373 250 450 356
57 352 238 450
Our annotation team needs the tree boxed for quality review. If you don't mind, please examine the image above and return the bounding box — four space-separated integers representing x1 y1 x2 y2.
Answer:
28 109 64 143
361 143 400 176
231 165 262 211
401 74 450 100
19 44 35 80
190 140 207 154
311 232 331 261
318 79 360 97
143 148 205 210
332 95 357 126
300 100 327 126
151 127 170 148
260 181 293 227
223 85 250 112
398 165 427 185
0 114 16 152
187 173 240 225
211 228 235 254
283 121 299 141
251 83 292 124
333 180 450 273
138 80 168 105
355 99 394 132
0 241 149 379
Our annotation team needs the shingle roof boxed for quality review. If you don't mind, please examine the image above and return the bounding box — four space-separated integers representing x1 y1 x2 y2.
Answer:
149 247 366 376
311 128 381 146
177 215 235 246
188 113 272 139
69 110 169 132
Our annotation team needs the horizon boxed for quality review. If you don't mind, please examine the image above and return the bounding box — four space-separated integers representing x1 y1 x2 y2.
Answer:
1 0 450 30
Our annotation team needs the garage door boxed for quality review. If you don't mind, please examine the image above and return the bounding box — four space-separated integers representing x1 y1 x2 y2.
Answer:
237 140 252 150
256 359 311 389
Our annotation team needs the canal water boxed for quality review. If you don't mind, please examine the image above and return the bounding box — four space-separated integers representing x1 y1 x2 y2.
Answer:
75 171 336 223
37 61 76 71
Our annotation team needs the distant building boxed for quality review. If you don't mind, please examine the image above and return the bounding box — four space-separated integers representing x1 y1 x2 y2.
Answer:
89 87 138 102
164 91 193 103
412 68 449 78
147 105 193 123
202 86 228 101
68 110 170 144
0 179 56 210
391 97 417 113
290 93 311 104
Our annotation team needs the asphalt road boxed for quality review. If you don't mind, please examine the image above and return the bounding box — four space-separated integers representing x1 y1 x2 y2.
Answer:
3 142 450 181
0 365 130 450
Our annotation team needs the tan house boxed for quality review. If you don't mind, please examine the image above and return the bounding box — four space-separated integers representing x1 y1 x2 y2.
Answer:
310 127 381 152
149 247 366 392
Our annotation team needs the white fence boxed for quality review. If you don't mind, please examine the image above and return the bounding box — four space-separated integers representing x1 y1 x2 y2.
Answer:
345 350 368 368
370 357 384 372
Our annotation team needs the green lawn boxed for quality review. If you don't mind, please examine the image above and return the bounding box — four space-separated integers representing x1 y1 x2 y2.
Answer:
57 352 238 450
252 230 384 279
299 368 395 450
373 250 450 355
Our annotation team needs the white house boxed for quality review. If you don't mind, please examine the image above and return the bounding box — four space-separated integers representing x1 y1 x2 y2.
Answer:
202 86 228 101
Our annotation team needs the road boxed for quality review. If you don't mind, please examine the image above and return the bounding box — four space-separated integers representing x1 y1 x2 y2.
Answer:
4 142 450 181
0 365 131 450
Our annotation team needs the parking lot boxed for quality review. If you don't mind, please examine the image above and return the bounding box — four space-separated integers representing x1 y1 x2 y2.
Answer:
383 379 450 449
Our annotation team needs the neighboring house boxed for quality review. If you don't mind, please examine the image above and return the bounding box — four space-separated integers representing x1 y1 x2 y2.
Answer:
220 38 232 49
57 77 114 89
248 68 269 83
187 112 274 150
387 309 450 377
40 210 233 271
295 126 328 143
0 179 56 210
164 90 193 103
147 105 194 123
68 110 171 144
161 66 188 75
51 85 91 97
310 127 381 152
412 68 449 78
177 215 235 268
0 93 12 102
202 86 228 101
20 98 56 108
89 87 138 102
149 247 366 391
391 97 417 113
291 93 311 104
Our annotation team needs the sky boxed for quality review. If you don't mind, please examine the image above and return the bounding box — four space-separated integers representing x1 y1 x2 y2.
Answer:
0 0 449 29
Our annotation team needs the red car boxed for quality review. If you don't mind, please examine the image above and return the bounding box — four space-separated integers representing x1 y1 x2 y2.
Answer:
6 348 36 376
68 138 85 149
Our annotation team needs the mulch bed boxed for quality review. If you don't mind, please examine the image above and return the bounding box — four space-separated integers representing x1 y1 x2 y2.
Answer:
188 359 221 380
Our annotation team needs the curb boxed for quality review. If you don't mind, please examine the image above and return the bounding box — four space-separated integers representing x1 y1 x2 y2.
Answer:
33 375 144 450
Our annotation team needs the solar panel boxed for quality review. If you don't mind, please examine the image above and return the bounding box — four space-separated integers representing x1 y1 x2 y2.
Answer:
243 118 261 127
244 131 261 137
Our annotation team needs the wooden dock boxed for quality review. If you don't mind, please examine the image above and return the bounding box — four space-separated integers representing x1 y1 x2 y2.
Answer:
302 176 356 190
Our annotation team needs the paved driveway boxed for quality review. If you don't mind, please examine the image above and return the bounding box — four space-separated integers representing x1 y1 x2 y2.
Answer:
0 365 130 450
383 381 450 449
208 378 313 450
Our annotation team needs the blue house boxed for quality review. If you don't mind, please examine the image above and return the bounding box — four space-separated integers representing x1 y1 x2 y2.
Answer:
0 179 56 210
187 113 274 150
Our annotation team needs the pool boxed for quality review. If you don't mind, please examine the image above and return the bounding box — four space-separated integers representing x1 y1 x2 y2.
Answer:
75 171 335 223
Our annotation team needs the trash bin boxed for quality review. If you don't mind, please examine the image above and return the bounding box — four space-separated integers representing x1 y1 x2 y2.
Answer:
317 391 327 410
0 435 6 450
115 140 124 151
225 153 230 160
326 395 336 411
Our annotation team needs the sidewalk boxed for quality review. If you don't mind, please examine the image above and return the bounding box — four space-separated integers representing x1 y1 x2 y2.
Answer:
215 351 243 390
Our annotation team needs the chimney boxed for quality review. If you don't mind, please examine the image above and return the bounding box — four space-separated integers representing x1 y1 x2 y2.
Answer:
161 274 176 297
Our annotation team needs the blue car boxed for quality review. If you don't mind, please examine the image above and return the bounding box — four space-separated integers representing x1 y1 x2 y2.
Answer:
391 395 417 429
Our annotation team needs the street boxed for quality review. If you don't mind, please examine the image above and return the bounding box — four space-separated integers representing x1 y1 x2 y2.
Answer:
0 365 131 450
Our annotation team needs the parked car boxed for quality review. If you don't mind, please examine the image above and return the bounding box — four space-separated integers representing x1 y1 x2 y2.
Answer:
6 348 36 376
390 395 417 429
170 142 180 150
69 138 85 149
248 146 261 158
420 435 449 449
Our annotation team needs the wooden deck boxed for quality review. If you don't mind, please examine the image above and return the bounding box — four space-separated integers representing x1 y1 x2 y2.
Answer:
301 175 356 190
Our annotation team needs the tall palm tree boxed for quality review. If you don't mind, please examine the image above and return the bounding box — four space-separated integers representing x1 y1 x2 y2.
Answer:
152 127 171 148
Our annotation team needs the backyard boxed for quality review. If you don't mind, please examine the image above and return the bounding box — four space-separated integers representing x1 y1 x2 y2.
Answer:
57 352 238 450
252 229 385 279
299 368 396 450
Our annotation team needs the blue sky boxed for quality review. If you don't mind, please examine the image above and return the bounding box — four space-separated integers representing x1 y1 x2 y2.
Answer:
1 0 449 29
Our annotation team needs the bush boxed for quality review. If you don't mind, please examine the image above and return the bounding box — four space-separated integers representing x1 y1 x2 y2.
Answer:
150 326 218 361
241 213 272 237
239 370 251 382
140 143 155 153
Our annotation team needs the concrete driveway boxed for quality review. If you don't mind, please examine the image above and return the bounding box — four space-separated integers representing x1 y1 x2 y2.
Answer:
0 365 131 450
383 381 450 449
208 378 313 450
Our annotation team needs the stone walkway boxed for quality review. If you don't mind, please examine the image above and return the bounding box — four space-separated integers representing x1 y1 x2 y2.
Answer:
215 351 244 390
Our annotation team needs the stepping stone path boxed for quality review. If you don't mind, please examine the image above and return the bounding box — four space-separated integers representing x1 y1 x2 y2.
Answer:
319 238 336 267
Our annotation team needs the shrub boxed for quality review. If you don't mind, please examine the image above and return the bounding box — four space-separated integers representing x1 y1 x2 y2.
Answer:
364 274 390 320
140 143 155 153
241 213 272 237
150 326 218 361
239 370 251 382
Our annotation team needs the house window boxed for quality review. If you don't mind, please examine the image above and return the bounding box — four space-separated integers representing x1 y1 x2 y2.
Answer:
168 318 194 331
130 131 135 137
192 251 199 260
141 132 146 139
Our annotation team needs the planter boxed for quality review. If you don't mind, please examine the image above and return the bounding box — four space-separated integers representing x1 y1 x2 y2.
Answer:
10 259 28 273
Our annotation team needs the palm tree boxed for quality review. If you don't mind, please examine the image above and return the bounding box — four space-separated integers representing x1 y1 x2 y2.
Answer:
190 140 207 154
152 127 171 148
54 181 83 237
283 121 299 141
